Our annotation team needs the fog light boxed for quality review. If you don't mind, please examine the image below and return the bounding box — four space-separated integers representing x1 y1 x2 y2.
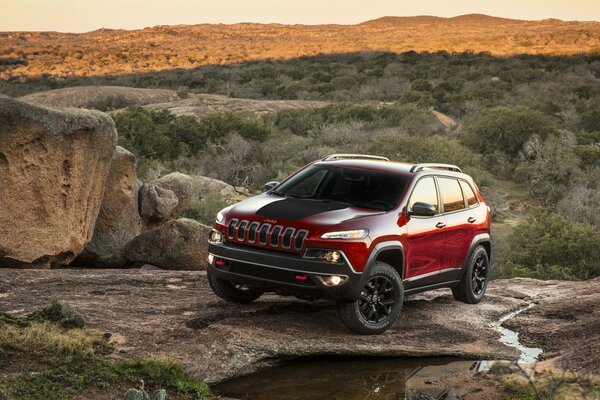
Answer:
325 275 345 286
209 230 223 243
208 254 214 264
319 251 341 263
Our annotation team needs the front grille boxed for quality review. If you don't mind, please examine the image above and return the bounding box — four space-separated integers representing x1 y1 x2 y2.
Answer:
226 220 309 251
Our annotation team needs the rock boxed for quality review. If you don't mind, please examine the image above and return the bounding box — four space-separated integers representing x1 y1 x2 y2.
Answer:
138 172 194 230
76 146 141 267
124 218 210 270
148 172 194 218
139 184 179 223
0 95 117 268
140 264 161 271
191 175 238 198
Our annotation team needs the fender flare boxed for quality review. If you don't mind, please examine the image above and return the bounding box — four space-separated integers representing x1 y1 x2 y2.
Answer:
360 240 405 282
459 233 491 279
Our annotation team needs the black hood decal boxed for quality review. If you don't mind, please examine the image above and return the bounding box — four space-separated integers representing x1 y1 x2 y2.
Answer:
256 198 347 220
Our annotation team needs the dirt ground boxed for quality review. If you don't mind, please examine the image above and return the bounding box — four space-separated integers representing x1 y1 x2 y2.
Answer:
1 270 588 385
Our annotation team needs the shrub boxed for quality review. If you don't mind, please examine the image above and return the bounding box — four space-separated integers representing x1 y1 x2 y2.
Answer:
496 207 600 280
199 111 272 142
369 134 493 185
184 193 234 225
460 106 559 160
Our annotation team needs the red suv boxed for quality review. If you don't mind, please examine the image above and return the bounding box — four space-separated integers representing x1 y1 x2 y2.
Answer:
207 155 491 334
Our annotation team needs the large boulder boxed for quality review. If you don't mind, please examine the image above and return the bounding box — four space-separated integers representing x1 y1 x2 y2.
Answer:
124 218 210 270
138 184 179 223
0 95 117 267
190 175 237 198
148 172 194 217
139 172 193 230
76 146 142 267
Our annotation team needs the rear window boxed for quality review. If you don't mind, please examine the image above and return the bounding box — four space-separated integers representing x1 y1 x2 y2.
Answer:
273 165 409 211
460 180 478 207
437 177 466 213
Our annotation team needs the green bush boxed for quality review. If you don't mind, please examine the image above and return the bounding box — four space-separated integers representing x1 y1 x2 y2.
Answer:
369 134 494 186
184 193 234 225
460 106 559 160
496 207 600 280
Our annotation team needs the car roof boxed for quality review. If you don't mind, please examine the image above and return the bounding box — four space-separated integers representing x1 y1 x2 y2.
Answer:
313 159 473 180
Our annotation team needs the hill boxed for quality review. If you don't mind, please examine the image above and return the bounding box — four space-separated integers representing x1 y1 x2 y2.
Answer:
1 14 600 81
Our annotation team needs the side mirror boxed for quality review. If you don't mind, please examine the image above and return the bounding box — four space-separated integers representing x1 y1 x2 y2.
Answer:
408 202 436 217
264 181 280 191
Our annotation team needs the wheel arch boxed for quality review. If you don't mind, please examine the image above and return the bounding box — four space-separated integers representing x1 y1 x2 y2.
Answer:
363 241 405 280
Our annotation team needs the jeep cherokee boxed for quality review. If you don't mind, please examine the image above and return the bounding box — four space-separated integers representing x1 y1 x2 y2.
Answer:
207 154 491 334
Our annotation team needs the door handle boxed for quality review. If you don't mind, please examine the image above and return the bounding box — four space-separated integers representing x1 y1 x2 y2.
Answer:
467 217 476 223
436 222 446 229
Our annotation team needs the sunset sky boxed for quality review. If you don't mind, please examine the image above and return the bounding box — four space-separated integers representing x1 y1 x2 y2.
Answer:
1 0 599 32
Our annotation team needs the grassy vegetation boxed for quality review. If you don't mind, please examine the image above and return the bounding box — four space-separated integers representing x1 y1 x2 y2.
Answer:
0 303 211 400
5 51 600 281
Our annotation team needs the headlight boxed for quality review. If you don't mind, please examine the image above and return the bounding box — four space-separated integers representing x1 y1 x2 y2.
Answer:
216 210 225 224
208 230 224 244
320 229 369 240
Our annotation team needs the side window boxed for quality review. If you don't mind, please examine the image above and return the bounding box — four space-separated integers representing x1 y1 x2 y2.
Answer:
438 178 466 213
460 180 478 207
408 177 438 214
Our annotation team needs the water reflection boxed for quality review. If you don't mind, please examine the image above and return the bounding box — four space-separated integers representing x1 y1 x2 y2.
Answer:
215 357 493 400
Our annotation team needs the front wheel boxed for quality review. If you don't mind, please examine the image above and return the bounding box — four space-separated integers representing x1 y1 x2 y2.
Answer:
207 268 263 303
336 261 403 335
452 245 489 304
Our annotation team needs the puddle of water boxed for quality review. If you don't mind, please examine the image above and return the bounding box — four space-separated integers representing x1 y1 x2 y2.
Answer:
215 357 487 400
490 303 543 364
215 302 543 399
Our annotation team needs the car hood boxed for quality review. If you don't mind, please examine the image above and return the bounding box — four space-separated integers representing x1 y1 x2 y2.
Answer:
224 193 384 231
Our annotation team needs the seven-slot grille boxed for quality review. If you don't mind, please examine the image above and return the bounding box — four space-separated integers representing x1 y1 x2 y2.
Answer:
227 219 308 251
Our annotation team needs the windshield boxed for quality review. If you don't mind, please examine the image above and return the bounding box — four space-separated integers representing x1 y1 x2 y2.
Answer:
272 165 409 211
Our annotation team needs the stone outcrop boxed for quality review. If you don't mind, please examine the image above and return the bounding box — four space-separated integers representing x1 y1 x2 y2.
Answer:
76 146 142 267
139 184 179 223
0 95 117 267
124 218 210 270
148 172 193 218
139 172 194 230
190 175 238 198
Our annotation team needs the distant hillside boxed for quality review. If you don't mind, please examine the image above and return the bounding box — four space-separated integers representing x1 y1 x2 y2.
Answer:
1 14 600 80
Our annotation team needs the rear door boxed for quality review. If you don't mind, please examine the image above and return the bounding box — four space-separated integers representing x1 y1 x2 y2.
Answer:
436 177 476 281
404 176 447 285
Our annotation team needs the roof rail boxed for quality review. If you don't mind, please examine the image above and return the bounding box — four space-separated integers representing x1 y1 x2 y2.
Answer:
410 163 462 173
322 154 390 162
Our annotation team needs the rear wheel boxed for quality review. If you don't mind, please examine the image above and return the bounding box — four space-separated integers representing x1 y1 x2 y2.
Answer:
207 268 263 303
336 261 403 335
452 245 489 304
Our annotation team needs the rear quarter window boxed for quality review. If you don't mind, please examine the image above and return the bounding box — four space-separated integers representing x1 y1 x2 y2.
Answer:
460 180 478 207
437 177 466 213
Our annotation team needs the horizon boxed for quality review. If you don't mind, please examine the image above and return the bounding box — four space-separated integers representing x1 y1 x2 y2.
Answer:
1 0 600 33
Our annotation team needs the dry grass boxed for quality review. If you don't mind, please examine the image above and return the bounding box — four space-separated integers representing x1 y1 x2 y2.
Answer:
0 321 105 357
2 14 600 80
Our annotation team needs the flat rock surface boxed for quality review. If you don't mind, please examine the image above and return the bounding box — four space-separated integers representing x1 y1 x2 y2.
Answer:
0 270 578 383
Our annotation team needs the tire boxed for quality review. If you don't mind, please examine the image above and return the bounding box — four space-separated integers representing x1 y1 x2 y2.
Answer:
452 245 489 304
336 261 403 335
207 268 263 304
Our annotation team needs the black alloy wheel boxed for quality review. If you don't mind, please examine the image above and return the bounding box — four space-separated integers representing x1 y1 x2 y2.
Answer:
359 276 396 324
452 245 489 304
336 261 403 335
471 252 488 296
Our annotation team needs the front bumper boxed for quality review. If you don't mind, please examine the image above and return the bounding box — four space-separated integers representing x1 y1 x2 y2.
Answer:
207 240 364 301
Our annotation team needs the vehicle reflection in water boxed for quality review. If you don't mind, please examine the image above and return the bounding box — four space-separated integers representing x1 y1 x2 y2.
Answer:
214 357 495 400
